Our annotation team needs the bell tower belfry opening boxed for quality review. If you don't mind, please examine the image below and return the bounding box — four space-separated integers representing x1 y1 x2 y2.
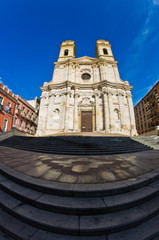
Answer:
95 40 114 61
58 40 76 62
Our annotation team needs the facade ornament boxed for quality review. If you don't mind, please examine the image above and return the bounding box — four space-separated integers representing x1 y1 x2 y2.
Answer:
94 88 99 96
102 87 109 95
92 64 98 68
127 92 132 98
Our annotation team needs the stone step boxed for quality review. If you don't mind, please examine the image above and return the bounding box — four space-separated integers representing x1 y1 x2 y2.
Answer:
1 187 159 236
152 236 159 240
0 208 38 240
1 146 151 155
1 173 159 215
0 138 148 146
0 136 152 155
1 206 159 240
1 160 159 197
0 229 14 240
0 209 106 240
0 142 148 148
107 213 159 240
0 138 148 145
0 186 159 236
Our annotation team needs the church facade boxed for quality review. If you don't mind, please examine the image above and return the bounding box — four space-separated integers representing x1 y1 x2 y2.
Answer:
36 40 137 136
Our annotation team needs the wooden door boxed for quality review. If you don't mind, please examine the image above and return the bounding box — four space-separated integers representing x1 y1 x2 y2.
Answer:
81 111 92 132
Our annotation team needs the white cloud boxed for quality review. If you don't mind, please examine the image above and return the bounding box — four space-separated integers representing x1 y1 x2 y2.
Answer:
153 0 159 5
123 0 159 82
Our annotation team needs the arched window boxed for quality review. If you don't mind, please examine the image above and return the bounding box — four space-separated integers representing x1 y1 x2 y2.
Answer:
114 108 119 120
53 108 60 120
64 49 69 56
103 48 108 55
54 108 60 115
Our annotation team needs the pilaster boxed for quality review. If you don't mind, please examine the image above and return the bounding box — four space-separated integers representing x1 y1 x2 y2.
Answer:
92 64 100 83
127 91 137 136
118 91 125 130
108 91 114 132
94 89 100 131
98 62 105 81
74 89 79 131
64 87 71 132
102 87 110 132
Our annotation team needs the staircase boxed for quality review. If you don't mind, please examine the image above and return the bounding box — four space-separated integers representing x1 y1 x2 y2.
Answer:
0 136 159 239
0 157 159 240
0 136 152 155
133 136 159 150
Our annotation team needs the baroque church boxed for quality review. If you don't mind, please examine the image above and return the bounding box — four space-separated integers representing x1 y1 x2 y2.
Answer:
37 40 137 136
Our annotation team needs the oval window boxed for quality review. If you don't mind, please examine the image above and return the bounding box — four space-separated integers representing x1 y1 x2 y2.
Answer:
81 73 91 80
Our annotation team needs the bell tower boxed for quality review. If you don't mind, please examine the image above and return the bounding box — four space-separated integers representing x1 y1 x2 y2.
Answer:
95 40 114 61
58 40 76 62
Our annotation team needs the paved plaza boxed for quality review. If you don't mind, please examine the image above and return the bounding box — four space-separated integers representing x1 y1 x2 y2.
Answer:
0 146 159 184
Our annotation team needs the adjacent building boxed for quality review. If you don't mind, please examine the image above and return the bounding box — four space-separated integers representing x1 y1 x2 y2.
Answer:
37 40 137 136
27 96 40 129
0 83 17 132
13 95 37 134
134 81 159 135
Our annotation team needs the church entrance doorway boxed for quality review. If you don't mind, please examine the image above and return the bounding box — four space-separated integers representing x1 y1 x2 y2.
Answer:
81 111 92 132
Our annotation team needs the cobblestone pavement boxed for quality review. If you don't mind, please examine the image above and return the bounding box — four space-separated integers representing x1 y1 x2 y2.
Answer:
0 146 159 184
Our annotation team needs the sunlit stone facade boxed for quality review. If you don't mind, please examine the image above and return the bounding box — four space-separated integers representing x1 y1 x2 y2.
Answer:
37 40 137 136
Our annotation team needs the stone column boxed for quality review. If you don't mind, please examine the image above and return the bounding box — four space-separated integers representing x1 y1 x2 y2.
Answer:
47 92 56 128
127 92 137 136
108 91 114 132
44 93 49 132
68 62 74 82
99 62 106 81
103 63 107 80
75 64 80 83
102 87 110 132
94 89 100 131
113 64 120 83
118 92 125 130
64 87 71 132
92 64 99 83
98 63 104 81
36 93 46 135
74 89 79 131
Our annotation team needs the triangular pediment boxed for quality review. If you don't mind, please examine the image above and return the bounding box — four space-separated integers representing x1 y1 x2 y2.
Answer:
75 56 97 63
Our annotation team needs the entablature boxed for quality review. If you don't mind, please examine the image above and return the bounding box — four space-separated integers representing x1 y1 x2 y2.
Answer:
54 57 118 68
40 80 132 93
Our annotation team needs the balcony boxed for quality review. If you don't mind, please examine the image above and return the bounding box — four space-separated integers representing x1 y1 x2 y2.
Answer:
26 115 31 120
21 112 26 118
4 106 11 114
0 104 3 111
15 108 21 115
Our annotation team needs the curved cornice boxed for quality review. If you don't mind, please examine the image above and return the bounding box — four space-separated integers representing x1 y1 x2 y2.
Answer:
54 56 117 66
40 80 132 92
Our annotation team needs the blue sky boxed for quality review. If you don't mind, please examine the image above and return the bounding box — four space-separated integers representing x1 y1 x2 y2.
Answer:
0 0 159 105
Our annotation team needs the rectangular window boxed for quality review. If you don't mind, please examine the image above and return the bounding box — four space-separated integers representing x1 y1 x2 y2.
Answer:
0 95 4 105
7 101 11 108
3 119 8 132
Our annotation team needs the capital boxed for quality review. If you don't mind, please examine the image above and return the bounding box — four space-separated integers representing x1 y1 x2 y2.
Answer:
92 64 98 68
94 89 99 96
102 87 109 94
127 93 132 98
